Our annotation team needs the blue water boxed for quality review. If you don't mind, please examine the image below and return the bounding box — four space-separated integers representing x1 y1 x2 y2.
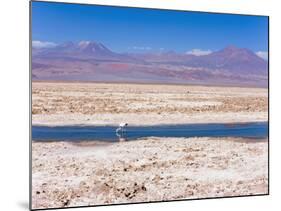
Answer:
32 122 268 142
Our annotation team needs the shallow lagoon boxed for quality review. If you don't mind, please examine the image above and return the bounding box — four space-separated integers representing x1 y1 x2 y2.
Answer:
32 122 268 142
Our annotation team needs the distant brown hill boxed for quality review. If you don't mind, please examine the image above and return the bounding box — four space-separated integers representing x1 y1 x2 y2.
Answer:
32 41 268 87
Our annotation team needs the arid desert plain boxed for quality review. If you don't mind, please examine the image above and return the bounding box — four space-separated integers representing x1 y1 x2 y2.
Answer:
32 82 268 209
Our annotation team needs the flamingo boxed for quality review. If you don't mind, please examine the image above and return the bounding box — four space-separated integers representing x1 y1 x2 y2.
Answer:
116 122 128 134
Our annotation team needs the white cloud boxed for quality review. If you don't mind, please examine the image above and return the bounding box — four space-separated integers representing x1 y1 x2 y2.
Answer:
186 49 212 56
32 40 57 48
129 46 152 51
256 51 268 60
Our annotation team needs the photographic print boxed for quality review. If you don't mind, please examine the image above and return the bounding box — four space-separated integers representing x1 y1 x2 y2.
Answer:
31 1 269 210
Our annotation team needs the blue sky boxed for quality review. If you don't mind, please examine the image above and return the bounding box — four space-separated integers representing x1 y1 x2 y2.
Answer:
31 1 268 55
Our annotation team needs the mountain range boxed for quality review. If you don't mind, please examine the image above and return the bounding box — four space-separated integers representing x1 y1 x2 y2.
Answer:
32 41 268 87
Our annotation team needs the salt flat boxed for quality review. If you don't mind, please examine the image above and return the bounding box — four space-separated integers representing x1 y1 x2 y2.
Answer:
32 82 268 126
32 137 268 209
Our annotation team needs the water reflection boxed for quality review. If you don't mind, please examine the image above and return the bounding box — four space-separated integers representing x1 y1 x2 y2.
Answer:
116 130 128 142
